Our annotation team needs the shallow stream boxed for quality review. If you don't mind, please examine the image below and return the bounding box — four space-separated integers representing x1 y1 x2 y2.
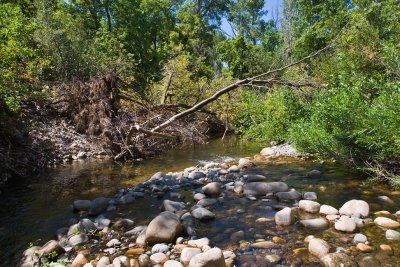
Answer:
1 137 399 266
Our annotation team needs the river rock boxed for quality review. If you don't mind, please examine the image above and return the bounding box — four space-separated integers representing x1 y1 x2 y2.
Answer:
191 208 215 221
188 238 210 249
165 260 184 267
162 200 186 213
89 197 110 215
335 216 356 232
243 182 288 196
299 200 320 213
73 200 92 211
189 171 206 179
308 238 330 257
377 195 394 205
112 218 135 231
339 200 369 218
138 254 150 267
228 165 239 172
202 182 222 196
238 158 253 169
71 253 88 267
181 247 202 265
113 256 130 267
194 193 207 202
152 243 170 254
68 234 88 246
150 172 165 181
374 217 400 229
276 190 302 201
385 229 400 241
97 256 111 267
320 205 339 215
275 207 295 226
244 174 267 182
250 241 277 249
353 233 367 244
356 243 373 252
300 218 329 230
307 169 322 177
39 240 64 257
188 247 225 267
320 253 357 267
303 192 318 201
197 198 217 207
150 252 169 265
145 211 183 244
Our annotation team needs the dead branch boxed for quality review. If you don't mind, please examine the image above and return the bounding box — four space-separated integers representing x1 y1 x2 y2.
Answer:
161 71 173 105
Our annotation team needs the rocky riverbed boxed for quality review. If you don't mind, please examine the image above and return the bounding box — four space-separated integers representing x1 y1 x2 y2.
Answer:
18 144 400 267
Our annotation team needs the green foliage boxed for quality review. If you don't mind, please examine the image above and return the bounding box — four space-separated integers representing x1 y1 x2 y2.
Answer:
232 88 306 142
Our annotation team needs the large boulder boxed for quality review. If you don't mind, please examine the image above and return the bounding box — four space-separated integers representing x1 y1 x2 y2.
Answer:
275 207 295 226
145 211 183 244
202 182 222 197
188 247 226 267
243 182 288 196
339 200 369 218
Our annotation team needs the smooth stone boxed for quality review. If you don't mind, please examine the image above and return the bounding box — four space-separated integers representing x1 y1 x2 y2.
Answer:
335 216 356 233
303 192 318 200
96 256 110 267
380 244 393 254
162 200 186 213
276 191 302 201
356 243 373 252
374 217 400 229
244 182 288 196
320 205 339 215
180 247 202 265
300 218 329 230
385 229 400 241
256 217 274 223
197 198 217 207
90 197 110 215
299 200 320 213
164 260 184 267
151 243 170 254
188 238 210 249
39 240 64 256
308 238 330 257
106 238 121 247
339 200 369 218
150 252 169 265
377 196 394 204
138 254 150 267
358 256 380 267
265 254 281 264
126 248 145 255
150 172 165 181
228 165 239 172
73 200 92 211
113 256 130 267
71 253 88 267
320 253 357 267
191 208 215 221
112 218 135 231
68 234 89 247
119 194 135 204
233 184 243 194
244 174 267 182
250 241 277 249
189 171 206 179
194 193 206 202
326 214 340 221
145 211 183 244
188 247 225 267
275 207 295 226
202 182 222 196
353 233 368 244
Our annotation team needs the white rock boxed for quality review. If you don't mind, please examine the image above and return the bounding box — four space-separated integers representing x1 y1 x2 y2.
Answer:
299 200 320 213
320 205 339 215
308 238 330 258
339 200 369 218
275 207 295 226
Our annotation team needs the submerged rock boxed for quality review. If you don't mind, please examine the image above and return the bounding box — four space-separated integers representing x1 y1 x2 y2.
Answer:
145 211 183 244
162 200 186 213
275 207 295 226
243 182 288 196
308 238 330 257
276 190 302 201
320 253 357 267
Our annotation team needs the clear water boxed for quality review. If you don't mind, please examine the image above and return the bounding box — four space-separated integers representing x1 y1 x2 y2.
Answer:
1 137 399 266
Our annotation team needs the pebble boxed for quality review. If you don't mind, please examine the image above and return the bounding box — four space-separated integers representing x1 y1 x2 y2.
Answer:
385 229 400 241
353 233 367 244
356 243 373 252
150 252 169 265
374 217 400 229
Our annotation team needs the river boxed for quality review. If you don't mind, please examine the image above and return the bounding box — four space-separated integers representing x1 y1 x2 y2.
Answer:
1 137 399 266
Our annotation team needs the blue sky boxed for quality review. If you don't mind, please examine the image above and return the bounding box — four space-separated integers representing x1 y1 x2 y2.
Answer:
221 0 283 37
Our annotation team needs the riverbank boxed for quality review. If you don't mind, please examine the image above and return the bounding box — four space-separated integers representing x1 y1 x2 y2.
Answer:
16 144 400 267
